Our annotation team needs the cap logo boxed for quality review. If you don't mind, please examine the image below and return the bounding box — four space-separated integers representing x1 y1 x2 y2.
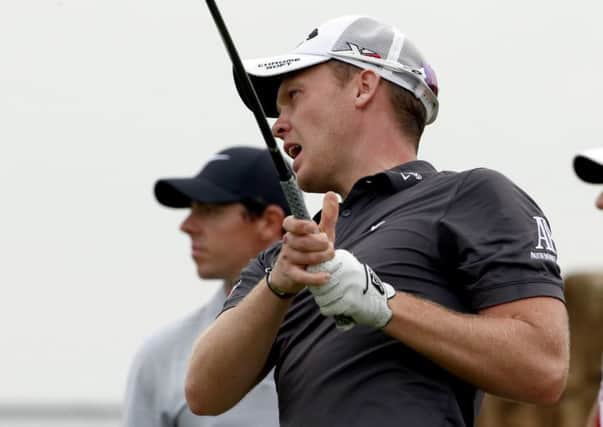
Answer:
423 62 439 96
330 44 428 83
306 28 318 40
332 42 382 59
206 154 230 162
257 57 301 71
200 153 230 170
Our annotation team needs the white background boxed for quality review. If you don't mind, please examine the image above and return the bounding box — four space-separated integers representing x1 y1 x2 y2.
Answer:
1 0 601 404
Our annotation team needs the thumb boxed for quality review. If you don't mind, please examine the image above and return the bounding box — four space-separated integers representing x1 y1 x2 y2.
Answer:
319 191 339 242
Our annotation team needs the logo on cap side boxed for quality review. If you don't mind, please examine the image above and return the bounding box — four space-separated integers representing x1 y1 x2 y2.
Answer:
332 42 382 59
257 57 301 71
424 62 439 96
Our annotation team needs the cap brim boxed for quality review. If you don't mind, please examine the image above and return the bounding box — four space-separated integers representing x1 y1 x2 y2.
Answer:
235 54 329 118
574 147 603 184
154 177 240 208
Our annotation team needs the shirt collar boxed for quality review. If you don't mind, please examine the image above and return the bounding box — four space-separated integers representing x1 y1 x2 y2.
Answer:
312 160 439 221
381 160 438 192
343 160 438 204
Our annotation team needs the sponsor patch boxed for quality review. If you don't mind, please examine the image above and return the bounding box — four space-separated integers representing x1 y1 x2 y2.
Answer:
530 216 557 263
533 216 556 253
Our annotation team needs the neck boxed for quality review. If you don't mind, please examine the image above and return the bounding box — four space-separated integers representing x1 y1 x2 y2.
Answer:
337 99 418 198
339 137 417 198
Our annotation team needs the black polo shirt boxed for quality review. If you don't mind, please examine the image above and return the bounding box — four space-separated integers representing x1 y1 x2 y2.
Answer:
223 161 563 427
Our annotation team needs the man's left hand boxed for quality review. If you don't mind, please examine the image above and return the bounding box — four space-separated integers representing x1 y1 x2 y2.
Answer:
308 249 396 329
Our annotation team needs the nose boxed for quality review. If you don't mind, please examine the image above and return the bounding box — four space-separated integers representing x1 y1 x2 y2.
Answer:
596 191 603 210
272 115 290 139
180 212 200 234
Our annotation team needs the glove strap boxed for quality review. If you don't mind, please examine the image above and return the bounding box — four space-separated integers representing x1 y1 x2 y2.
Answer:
265 267 296 299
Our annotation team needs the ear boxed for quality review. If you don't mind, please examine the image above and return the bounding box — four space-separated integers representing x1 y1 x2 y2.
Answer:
354 69 381 109
596 190 603 210
256 205 286 242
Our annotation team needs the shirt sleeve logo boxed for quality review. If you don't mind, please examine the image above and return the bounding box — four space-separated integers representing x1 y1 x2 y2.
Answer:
530 216 557 262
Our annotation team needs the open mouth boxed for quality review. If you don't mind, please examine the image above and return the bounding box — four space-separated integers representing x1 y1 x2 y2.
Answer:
285 143 302 159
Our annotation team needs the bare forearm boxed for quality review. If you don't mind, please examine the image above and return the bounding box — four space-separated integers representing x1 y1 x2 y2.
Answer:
185 279 291 415
185 203 338 415
383 293 569 404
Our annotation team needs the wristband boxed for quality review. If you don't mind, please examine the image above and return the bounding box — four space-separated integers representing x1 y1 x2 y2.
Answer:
265 267 296 299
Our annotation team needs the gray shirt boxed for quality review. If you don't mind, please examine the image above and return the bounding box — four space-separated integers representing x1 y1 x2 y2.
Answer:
124 287 279 427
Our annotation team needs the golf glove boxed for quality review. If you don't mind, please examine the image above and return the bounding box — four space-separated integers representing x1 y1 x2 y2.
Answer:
308 249 396 329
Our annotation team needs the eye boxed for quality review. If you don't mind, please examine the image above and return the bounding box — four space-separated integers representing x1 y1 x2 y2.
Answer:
288 89 299 100
192 203 225 217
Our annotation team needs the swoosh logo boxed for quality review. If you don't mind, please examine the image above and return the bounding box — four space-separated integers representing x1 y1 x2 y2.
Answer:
370 220 386 232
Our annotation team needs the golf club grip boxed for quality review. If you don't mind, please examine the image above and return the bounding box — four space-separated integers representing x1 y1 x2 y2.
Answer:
280 176 311 220
282 177 354 330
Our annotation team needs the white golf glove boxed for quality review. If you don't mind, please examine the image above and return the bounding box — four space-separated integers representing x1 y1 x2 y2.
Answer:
308 249 396 330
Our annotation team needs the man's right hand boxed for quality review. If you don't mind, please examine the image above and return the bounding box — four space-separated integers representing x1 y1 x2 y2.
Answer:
268 192 340 296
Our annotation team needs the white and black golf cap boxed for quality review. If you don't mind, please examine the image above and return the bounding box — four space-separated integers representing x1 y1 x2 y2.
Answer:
574 147 603 184
154 146 291 214
235 15 439 124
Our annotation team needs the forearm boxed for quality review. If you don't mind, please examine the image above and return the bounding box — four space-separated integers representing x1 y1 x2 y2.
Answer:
185 201 337 415
185 278 291 415
383 293 569 404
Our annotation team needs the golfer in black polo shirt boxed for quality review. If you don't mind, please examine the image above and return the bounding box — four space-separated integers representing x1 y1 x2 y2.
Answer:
186 15 569 427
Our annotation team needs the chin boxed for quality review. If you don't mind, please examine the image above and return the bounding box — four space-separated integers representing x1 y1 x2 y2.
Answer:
196 268 218 280
296 173 330 194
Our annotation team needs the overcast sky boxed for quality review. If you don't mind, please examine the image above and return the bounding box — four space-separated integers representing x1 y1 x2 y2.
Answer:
1 0 602 403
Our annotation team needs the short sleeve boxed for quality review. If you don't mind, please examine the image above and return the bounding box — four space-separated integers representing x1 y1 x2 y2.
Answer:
439 168 564 310
221 241 283 313
122 341 163 427
219 242 284 379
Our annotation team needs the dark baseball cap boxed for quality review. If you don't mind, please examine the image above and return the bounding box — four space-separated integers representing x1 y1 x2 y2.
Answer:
154 146 291 214
574 147 603 184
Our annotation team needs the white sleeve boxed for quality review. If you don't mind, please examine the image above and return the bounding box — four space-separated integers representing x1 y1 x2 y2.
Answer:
122 344 165 427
